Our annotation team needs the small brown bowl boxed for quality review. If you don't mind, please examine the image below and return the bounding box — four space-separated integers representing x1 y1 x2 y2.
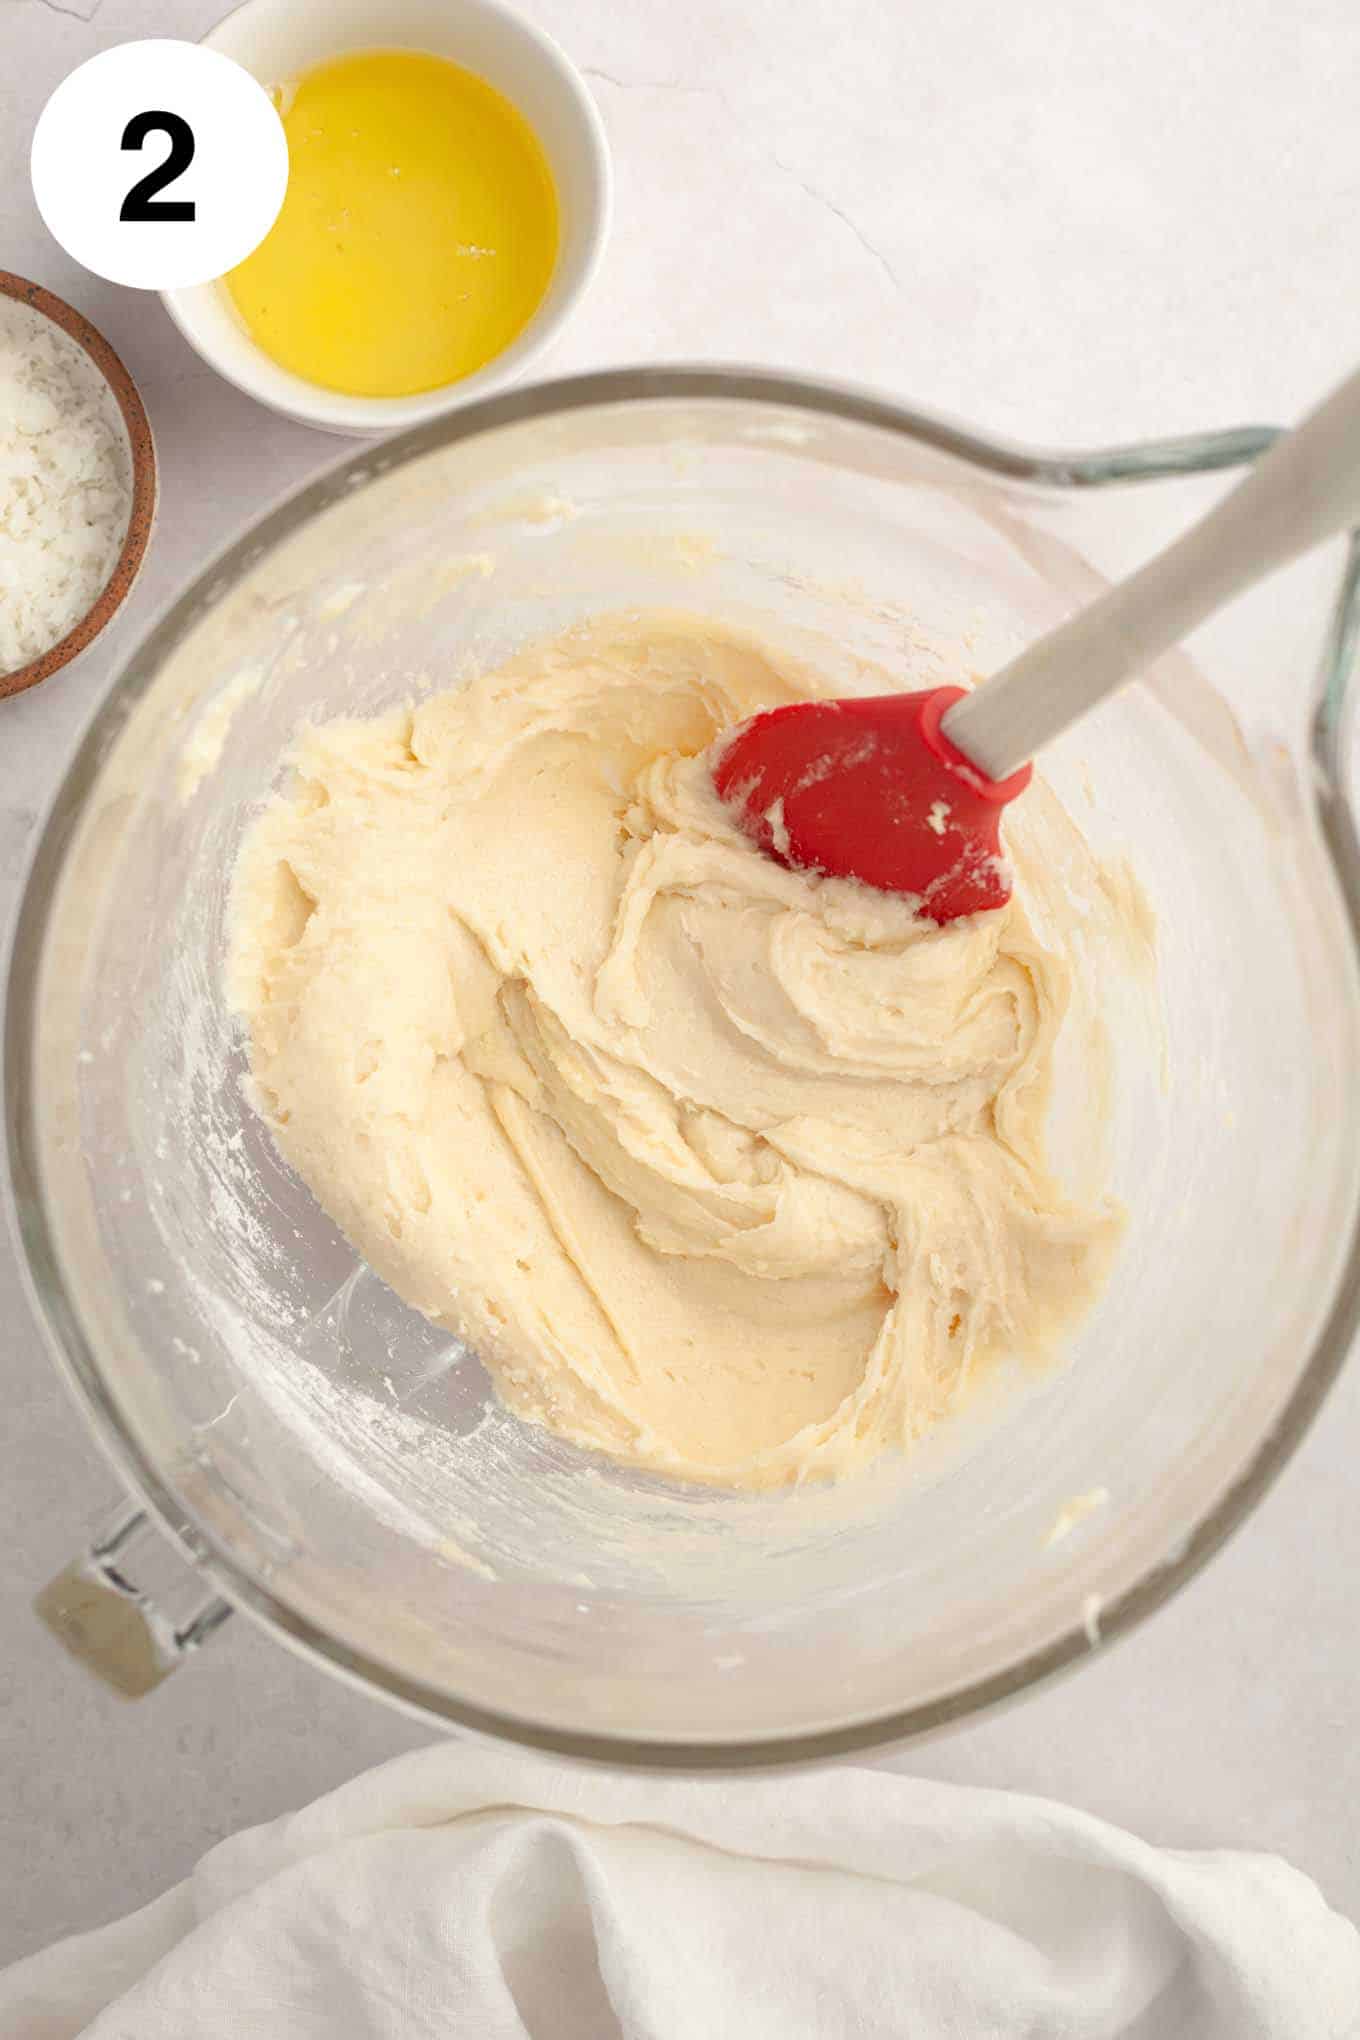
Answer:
0 274 157 703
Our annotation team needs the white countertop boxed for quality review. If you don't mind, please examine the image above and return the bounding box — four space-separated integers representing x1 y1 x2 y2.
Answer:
3 0 1358 1969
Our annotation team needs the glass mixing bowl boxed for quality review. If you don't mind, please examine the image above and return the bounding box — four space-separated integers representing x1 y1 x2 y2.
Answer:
8 369 1360 1764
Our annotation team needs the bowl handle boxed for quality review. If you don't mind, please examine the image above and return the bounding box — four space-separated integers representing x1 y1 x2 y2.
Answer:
34 1498 232 1698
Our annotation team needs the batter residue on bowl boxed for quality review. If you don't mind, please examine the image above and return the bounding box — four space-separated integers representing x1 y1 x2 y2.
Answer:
229 615 1126 1491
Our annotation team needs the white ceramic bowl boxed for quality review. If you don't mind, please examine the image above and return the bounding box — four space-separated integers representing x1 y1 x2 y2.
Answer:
163 0 611 435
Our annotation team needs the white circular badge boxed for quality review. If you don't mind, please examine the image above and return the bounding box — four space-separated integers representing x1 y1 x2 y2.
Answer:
31 40 288 291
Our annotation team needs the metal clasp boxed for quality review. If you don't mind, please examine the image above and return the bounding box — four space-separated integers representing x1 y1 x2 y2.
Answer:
35 1499 232 1698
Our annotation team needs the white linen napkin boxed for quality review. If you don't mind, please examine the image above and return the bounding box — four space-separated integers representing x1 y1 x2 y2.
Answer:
3 1743 1356 2038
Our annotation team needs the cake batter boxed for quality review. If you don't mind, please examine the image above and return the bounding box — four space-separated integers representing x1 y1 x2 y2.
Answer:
230 617 1124 1490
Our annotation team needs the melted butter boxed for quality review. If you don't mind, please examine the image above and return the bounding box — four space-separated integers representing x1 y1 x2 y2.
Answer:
226 48 558 397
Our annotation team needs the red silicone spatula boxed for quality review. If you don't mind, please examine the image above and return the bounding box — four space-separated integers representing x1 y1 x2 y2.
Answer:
716 364 1360 922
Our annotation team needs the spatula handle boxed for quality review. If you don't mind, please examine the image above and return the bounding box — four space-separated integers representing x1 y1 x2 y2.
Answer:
943 363 1360 781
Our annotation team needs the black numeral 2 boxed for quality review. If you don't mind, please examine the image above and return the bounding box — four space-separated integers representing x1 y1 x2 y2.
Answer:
119 111 196 223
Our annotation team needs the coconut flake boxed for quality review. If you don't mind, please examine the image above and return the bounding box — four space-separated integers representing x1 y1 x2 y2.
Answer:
0 298 134 674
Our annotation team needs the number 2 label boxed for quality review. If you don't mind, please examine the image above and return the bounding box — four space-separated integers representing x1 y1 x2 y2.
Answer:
119 111 197 223
31 41 287 290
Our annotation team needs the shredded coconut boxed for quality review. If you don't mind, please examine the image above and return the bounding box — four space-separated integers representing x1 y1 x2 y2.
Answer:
0 297 133 674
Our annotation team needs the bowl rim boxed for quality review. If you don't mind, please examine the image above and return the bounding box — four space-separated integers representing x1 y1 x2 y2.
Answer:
160 0 613 435
6 363 1360 1767
0 273 158 702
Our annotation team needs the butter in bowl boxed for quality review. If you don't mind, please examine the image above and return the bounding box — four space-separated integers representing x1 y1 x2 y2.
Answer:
164 0 612 435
